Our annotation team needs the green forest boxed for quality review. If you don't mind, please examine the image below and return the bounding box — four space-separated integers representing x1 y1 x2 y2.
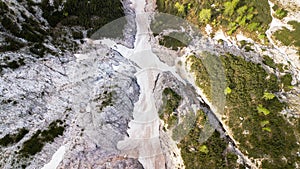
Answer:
156 0 271 42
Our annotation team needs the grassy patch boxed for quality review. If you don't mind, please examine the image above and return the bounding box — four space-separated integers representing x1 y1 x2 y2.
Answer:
159 88 182 129
19 120 65 158
262 55 276 69
238 38 258 50
159 36 186 50
158 32 190 50
244 45 254 52
187 55 211 99
187 52 226 110
273 21 300 52
280 73 293 91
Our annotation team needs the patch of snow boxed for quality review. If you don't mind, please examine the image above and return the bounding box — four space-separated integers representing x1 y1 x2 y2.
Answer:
213 30 234 46
205 24 213 35
236 34 254 43
41 145 66 169
74 53 90 62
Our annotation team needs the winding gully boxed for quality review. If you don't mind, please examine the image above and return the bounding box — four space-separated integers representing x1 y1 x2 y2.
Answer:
95 0 255 168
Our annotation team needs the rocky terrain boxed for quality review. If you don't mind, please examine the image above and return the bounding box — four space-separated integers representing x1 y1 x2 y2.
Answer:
0 0 299 169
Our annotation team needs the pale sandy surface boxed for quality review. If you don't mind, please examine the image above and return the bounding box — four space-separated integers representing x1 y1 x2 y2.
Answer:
115 0 192 168
116 0 167 168
41 145 66 169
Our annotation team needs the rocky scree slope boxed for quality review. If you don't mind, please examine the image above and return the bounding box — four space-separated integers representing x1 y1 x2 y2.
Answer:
0 0 143 168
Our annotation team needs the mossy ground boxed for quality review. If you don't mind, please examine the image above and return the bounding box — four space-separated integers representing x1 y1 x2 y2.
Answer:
159 88 182 129
273 21 300 54
159 35 187 50
187 52 226 109
187 55 211 99
262 55 288 72
157 32 191 50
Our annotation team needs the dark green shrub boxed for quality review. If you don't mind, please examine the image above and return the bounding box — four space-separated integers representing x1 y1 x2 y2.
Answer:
19 120 65 157
0 128 29 147
263 55 276 69
159 88 182 129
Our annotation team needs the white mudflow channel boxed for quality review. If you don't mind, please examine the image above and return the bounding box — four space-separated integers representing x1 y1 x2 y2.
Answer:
92 0 187 168
110 0 185 168
41 145 65 169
